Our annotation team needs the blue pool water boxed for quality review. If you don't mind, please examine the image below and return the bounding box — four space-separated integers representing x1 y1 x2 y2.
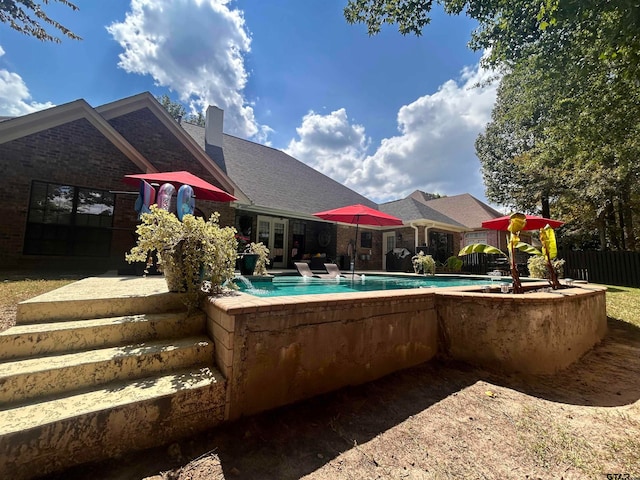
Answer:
234 274 512 297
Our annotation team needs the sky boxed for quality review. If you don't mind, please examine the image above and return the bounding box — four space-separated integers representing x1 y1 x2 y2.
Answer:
0 0 501 207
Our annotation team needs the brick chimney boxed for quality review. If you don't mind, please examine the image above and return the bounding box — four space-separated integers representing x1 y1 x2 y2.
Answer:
205 105 224 148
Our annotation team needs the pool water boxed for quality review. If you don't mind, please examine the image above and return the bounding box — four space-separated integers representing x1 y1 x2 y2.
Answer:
235 274 512 297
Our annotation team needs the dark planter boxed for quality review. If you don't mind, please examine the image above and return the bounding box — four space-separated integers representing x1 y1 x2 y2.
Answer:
238 253 259 276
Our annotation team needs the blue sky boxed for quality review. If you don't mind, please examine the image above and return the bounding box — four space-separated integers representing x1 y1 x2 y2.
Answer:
0 0 500 206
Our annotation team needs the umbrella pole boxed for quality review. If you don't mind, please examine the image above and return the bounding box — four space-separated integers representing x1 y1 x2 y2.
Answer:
352 222 359 280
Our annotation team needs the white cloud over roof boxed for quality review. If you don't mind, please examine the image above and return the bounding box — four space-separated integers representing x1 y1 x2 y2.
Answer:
285 59 499 204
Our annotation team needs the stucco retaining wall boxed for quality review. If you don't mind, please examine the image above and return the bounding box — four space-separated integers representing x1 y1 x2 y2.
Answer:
203 290 439 420
435 284 608 374
203 283 608 419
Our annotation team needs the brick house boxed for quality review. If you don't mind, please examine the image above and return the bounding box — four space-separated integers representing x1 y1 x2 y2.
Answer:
0 92 501 273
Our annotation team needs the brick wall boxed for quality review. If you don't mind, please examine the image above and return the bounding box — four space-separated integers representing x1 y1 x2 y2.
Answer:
108 109 229 192
0 118 140 269
0 111 238 271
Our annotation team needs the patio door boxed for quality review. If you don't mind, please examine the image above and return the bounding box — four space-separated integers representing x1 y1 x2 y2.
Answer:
382 231 396 270
257 216 289 268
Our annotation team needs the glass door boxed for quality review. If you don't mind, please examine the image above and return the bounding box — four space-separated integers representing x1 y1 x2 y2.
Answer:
382 231 396 270
257 216 289 268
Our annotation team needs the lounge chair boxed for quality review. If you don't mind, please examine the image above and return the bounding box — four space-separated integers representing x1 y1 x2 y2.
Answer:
294 262 337 279
324 263 362 280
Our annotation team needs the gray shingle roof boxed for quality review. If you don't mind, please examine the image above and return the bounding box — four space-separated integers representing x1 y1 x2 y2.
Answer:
181 122 501 229
379 198 466 228
182 122 376 216
422 193 503 229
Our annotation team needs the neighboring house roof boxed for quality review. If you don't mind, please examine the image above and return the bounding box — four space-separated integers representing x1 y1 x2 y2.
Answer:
379 198 467 231
182 122 377 218
408 190 441 203
421 192 504 229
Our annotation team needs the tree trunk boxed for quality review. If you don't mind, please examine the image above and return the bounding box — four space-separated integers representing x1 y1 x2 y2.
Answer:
617 200 626 250
541 194 550 219
597 211 607 251
622 186 636 251
606 201 619 250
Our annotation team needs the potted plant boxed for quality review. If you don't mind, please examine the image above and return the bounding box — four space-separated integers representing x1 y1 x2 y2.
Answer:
238 242 270 276
411 251 436 275
126 205 237 306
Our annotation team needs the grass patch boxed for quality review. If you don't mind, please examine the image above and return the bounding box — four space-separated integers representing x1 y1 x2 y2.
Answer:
0 279 74 309
515 406 601 475
605 285 640 328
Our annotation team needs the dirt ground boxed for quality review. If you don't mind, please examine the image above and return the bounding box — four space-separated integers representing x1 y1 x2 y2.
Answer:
31 315 640 480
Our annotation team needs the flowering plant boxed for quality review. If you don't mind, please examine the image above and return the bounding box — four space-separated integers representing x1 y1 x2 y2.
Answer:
243 242 270 275
126 205 238 306
411 251 436 275
235 233 250 252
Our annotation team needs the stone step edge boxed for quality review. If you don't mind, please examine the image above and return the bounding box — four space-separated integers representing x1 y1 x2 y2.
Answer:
0 365 225 435
0 366 227 480
0 311 206 361
16 293 187 324
0 336 214 405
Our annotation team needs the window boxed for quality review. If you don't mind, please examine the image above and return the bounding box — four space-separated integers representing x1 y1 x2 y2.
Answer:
24 181 114 256
428 231 453 264
360 232 372 249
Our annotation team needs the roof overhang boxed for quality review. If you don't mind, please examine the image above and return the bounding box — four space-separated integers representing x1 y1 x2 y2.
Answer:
407 219 468 233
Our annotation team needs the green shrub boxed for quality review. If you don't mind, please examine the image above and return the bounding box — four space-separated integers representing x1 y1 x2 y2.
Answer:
445 256 463 272
527 255 565 279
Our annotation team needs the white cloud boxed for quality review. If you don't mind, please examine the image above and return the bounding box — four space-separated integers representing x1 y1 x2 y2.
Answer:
286 58 499 204
285 109 370 184
107 0 270 141
0 46 55 116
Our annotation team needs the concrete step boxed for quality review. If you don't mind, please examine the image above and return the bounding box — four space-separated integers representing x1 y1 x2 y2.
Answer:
0 366 227 480
0 336 214 405
0 311 206 361
16 276 184 324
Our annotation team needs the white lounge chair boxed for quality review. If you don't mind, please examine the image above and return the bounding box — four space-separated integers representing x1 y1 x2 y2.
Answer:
324 263 362 280
295 262 337 279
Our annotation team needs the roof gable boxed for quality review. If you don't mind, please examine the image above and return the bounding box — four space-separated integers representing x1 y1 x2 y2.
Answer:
0 99 156 173
424 193 503 229
379 198 467 230
96 92 243 201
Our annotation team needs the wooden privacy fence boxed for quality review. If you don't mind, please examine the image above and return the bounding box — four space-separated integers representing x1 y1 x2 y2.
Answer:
559 249 640 288
461 249 640 288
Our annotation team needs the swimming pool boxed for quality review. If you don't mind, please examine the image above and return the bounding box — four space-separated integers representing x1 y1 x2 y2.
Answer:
234 274 512 297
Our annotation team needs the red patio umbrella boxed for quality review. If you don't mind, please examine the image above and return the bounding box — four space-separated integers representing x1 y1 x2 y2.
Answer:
123 171 237 202
313 204 403 277
482 214 564 231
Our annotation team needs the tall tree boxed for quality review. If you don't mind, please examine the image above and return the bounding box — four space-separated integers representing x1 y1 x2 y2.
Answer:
476 55 559 216
156 95 205 127
157 95 187 122
0 0 80 42
477 38 640 250
344 0 640 76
